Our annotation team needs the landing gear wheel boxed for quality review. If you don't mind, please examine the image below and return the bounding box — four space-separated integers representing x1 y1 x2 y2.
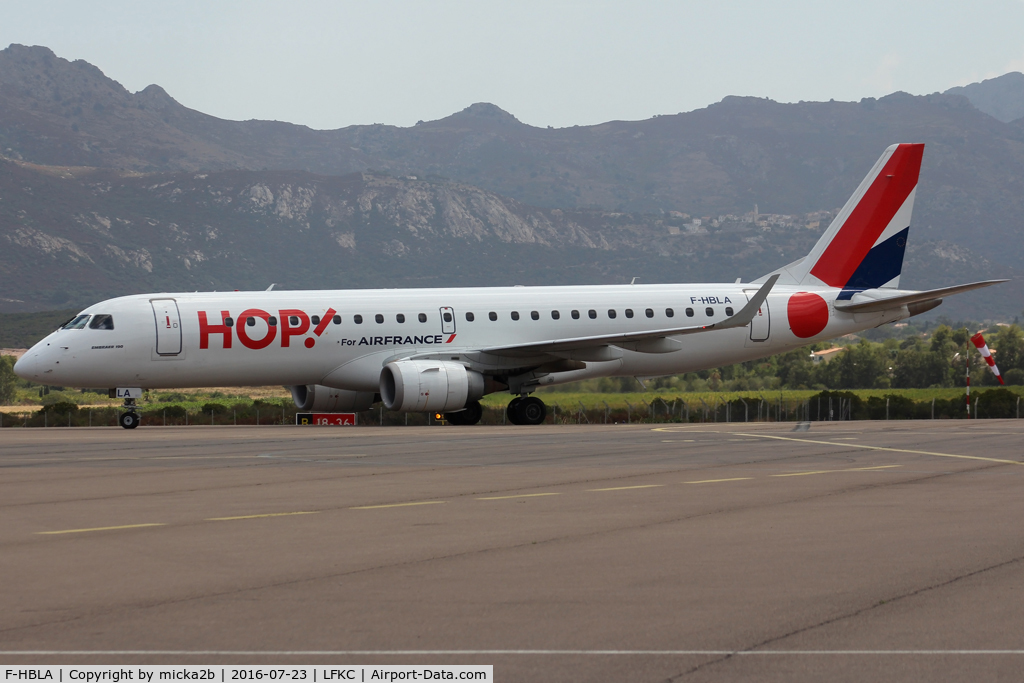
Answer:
119 411 140 430
516 396 547 425
445 400 483 426
506 397 524 425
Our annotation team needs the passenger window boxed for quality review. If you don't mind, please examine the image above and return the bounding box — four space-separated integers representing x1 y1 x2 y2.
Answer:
705 307 714 317
223 317 234 328
375 314 385 324
725 307 734 316
63 315 90 330
571 310 580 319
645 308 654 318
685 308 694 317
551 310 560 320
625 309 634 319
268 316 278 326
443 312 453 323
588 310 597 319
289 315 300 326
354 315 363 324
332 315 341 325
466 312 475 322
88 314 114 330
397 313 406 323
531 311 539 320
245 317 256 327
608 309 616 319
511 311 520 321
418 313 427 323
311 315 320 325
665 308 674 318
488 311 497 321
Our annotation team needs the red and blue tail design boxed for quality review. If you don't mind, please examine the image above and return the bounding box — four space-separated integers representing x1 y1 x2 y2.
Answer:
767 144 924 296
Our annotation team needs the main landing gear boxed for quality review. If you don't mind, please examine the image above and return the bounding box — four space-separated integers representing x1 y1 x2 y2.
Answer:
445 400 483 426
506 396 547 425
119 397 140 430
441 396 549 426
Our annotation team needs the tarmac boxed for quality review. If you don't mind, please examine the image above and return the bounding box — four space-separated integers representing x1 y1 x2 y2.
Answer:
2 420 1024 682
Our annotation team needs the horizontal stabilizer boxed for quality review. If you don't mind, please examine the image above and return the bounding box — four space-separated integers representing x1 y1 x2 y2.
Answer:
833 279 1008 313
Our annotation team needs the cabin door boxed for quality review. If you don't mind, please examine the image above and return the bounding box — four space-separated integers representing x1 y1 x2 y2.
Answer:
439 307 456 335
743 291 770 344
151 298 183 356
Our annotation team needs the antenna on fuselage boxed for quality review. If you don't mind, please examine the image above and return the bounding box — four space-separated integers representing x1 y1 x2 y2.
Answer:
630 277 639 285
266 284 276 291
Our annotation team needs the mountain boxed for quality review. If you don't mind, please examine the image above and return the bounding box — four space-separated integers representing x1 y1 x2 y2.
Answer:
1 157 1018 321
0 44 1021 320
945 72 1024 123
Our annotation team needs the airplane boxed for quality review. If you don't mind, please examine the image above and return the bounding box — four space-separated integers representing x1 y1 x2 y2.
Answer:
14 143 1006 428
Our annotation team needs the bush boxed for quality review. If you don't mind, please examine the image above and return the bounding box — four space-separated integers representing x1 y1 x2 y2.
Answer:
865 394 917 420
808 391 863 420
0 356 16 405
161 405 187 419
975 388 1021 419
39 401 79 416
201 402 228 414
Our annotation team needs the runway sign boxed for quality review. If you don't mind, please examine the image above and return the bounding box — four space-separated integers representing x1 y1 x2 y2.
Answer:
296 412 356 426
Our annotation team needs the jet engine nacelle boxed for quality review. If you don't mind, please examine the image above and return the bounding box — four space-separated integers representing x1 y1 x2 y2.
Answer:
380 360 485 412
289 384 376 412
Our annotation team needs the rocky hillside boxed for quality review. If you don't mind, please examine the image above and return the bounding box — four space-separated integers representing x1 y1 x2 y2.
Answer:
946 72 1024 123
0 44 1021 321
3 44 1024 271
1 157 1017 321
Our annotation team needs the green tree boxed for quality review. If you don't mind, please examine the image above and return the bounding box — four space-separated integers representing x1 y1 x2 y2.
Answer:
0 356 17 405
821 339 891 389
892 340 953 388
991 325 1024 373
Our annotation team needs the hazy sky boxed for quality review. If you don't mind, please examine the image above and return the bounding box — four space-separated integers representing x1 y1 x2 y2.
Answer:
4 0 1023 130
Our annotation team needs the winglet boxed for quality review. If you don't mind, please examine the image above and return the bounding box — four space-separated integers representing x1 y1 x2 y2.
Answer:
713 274 779 331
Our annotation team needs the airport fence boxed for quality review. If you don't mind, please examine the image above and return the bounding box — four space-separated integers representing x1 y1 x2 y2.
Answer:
1 388 1021 427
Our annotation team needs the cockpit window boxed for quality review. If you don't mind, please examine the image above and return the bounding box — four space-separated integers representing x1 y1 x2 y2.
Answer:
63 315 91 330
89 314 114 330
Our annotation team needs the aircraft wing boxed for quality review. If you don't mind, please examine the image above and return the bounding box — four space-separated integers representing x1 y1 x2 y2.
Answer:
833 279 1008 313
475 275 779 358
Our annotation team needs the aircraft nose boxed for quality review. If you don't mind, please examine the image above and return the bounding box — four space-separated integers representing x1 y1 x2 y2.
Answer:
14 348 46 381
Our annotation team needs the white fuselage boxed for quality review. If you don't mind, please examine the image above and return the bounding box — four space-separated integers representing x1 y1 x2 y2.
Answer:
15 283 907 393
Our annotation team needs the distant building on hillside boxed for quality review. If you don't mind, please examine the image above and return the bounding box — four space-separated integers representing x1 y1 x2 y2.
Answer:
811 347 846 364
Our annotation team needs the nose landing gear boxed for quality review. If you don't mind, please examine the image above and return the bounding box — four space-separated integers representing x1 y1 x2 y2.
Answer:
506 396 547 425
119 411 140 429
119 397 140 430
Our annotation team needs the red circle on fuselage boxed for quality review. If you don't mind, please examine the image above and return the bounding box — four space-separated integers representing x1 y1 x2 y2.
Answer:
787 292 829 338
236 308 277 349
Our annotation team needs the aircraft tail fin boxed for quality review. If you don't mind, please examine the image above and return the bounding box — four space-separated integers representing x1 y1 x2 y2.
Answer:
754 143 924 298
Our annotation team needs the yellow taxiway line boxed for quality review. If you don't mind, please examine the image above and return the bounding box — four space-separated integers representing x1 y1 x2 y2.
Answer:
477 493 562 500
206 511 319 521
587 485 664 492
37 523 166 535
349 501 447 510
